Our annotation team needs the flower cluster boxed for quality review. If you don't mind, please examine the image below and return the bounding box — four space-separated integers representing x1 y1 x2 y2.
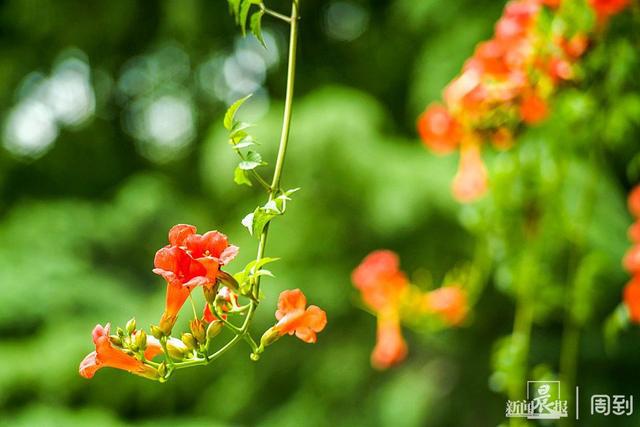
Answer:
623 187 640 323
352 250 468 369
79 224 327 381
417 0 630 203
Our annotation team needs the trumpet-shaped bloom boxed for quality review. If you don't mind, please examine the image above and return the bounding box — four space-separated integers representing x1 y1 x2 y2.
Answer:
423 285 468 326
624 278 640 323
165 224 239 281
79 324 161 380
154 246 208 333
153 224 238 334
371 311 407 370
274 289 327 343
352 250 408 312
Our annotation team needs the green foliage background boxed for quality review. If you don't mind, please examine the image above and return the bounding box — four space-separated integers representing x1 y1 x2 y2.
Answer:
0 0 638 426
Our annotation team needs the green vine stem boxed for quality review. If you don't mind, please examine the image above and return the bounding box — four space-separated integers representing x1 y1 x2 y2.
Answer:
161 0 300 378
559 147 600 426
253 0 299 301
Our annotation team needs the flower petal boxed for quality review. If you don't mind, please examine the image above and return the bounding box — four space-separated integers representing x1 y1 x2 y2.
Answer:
219 245 239 265
303 305 327 333
295 327 317 344
168 224 197 247
276 289 307 320
79 351 101 379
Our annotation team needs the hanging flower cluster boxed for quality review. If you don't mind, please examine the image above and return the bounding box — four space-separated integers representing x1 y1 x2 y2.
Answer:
79 224 326 381
351 250 468 369
79 0 326 382
417 0 630 203
623 186 640 323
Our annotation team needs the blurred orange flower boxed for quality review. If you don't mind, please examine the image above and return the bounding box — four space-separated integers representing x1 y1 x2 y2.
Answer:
371 310 407 370
590 0 630 21
624 278 640 323
417 104 462 154
519 93 548 124
423 285 468 326
623 245 640 274
79 324 161 380
274 289 327 343
628 186 640 218
452 142 488 203
628 222 640 243
352 250 408 312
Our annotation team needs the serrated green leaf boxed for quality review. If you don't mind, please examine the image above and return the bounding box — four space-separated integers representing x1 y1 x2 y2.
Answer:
250 10 266 47
238 151 264 170
224 95 252 131
234 166 252 187
234 137 257 149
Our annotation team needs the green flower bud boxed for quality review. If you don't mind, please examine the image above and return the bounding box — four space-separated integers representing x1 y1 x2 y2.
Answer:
158 361 167 378
116 327 125 337
150 325 165 339
181 333 197 351
126 318 136 335
109 335 123 347
166 338 188 360
134 330 147 352
206 320 223 340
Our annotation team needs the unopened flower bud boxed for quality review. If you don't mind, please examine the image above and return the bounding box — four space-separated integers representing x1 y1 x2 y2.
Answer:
190 319 206 343
206 320 223 340
109 335 123 347
150 325 165 339
181 333 197 350
134 330 147 352
116 327 125 337
260 327 282 348
158 361 167 378
126 318 136 335
166 337 188 359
